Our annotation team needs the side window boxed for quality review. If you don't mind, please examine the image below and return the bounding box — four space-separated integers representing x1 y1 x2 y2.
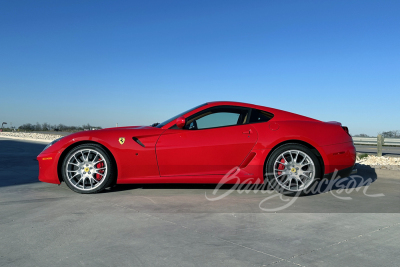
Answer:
186 107 249 130
249 109 274 123
196 112 240 129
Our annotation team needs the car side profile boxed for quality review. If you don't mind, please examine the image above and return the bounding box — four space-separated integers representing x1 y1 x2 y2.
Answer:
37 101 356 194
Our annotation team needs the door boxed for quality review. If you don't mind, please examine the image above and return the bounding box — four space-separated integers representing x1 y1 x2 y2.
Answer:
156 106 258 176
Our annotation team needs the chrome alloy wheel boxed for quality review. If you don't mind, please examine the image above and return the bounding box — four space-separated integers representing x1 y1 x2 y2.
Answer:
273 149 315 192
65 149 108 191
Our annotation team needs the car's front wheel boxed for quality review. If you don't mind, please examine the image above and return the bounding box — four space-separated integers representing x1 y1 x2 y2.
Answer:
61 143 115 194
265 144 321 195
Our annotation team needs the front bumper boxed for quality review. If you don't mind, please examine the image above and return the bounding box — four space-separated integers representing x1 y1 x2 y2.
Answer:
37 152 61 184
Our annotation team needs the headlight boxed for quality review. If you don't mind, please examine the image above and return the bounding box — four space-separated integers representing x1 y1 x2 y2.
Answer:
43 137 63 152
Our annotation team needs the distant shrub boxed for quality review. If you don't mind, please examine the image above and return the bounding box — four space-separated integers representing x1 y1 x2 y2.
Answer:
18 123 102 132
353 134 369 137
379 130 400 138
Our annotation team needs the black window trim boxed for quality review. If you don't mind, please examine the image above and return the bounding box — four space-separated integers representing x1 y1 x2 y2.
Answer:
247 108 274 125
169 105 251 130
169 106 275 130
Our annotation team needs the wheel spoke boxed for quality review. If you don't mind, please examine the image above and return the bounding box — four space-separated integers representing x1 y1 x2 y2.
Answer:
289 151 294 163
76 176 84 185
296 176 305 186
299 175 309 182
69 173 79 180
81 151 87 162
275 173 286 179
73 155 81 163
293 152 299 163
282 176 291 185
299 157 306 165
91 153 99 163
92 159 104 165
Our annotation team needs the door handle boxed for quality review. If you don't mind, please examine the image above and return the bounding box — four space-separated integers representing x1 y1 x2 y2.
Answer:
242 130 252 134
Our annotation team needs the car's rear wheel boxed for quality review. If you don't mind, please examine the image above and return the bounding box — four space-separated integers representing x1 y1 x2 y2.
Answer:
265 144 321 195
61 143 115 194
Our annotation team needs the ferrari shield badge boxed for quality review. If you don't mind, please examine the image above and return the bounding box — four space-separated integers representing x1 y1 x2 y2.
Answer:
119 137 125 145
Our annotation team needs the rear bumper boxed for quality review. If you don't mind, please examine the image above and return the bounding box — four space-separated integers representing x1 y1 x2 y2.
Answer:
320 141 356 176
37 152 61 184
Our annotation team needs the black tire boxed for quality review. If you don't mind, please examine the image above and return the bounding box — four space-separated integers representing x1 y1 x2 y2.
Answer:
61 143 116 194
265 143 322 196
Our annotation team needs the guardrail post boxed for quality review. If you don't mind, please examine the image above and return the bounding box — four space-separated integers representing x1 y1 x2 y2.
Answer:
377 134 384 156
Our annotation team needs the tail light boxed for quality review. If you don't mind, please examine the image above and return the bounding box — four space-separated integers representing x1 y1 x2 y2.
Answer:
342 126 350 136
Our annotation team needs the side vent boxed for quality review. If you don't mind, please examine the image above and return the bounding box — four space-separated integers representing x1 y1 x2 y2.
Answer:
240 152 256 168
132 137 145 147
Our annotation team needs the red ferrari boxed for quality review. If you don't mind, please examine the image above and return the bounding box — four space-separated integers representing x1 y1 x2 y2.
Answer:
37 101 356 194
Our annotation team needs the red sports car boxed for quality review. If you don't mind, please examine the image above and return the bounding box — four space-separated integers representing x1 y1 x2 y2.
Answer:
37 101 356 194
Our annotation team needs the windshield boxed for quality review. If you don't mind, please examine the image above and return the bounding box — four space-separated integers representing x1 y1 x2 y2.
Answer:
155 103 208 128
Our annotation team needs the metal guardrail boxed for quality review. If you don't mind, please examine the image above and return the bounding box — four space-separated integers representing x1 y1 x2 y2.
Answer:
352 135 400 156
385 138 400 146
352 137 400 146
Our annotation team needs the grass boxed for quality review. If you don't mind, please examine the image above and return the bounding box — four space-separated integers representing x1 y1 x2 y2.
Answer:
357 153 370 160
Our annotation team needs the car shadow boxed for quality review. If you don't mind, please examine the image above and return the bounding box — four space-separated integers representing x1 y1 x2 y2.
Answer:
302 164 378 197
101 183 239 193
103 165 379 197
0 139 46 188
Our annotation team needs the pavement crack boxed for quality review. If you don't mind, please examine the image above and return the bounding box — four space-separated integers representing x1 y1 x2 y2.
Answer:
109 201 400 266
284 222 400 261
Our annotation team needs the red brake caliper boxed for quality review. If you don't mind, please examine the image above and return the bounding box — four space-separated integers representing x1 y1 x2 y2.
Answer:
95 158 104 181
277 158 285 176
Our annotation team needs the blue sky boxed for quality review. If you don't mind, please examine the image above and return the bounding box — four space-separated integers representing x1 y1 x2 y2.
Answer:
0 0 399 135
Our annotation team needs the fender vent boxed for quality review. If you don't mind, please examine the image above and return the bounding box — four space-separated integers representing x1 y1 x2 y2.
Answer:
132 137 145 147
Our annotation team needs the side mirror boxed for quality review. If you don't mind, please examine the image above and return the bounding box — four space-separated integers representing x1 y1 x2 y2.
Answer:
175 116 186 129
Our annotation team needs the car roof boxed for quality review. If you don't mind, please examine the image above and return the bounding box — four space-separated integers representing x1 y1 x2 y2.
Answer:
206 101 320 122
207 101 278 112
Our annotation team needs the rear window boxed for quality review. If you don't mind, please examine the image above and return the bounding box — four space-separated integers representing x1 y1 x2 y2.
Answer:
249 109 274 123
